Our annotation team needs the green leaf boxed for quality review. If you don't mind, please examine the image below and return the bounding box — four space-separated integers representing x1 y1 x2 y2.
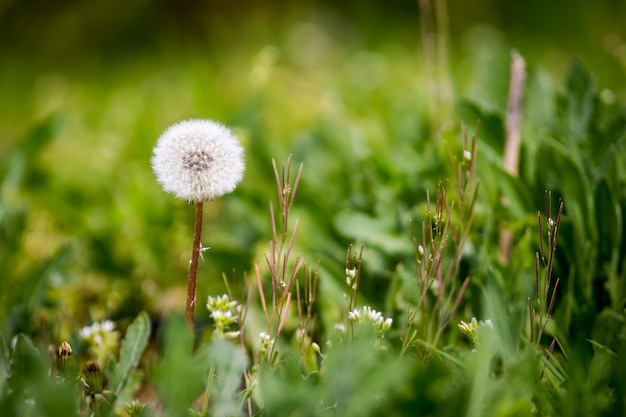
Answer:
587 340 615 389
8 335 80 417
334 210 411 255
1 115 62 191
594 179 619 257
206 339 249 417
108 311 151 396
150 316 210 417
1 334 46 416
558 59 596 146
455 99 505 155
0 333 8 398
9 334 47 386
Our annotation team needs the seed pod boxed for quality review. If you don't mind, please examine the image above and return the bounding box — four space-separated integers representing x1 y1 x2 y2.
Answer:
82 359 106 394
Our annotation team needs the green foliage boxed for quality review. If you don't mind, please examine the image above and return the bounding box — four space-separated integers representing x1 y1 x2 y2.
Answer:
1 335 80 417
204 339 248 417
107 311 151 397
1 6 626 415
150 317 211 417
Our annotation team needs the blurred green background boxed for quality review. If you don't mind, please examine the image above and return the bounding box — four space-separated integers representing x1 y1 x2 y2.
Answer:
1 0 625 342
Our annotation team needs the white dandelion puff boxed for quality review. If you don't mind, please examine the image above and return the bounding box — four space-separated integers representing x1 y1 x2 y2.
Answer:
151 119 245 202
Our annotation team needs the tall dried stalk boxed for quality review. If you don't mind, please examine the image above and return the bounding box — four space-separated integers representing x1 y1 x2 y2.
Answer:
529 192 563 346
499 52 527 263
418 0 454 137
401 125 479 356
254 156 306 360
295 261 319 364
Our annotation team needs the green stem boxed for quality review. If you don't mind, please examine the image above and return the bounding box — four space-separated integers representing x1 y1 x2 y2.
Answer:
201 363 217 416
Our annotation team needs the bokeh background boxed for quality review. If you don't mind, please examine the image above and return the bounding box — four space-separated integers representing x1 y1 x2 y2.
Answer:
1 0 625 338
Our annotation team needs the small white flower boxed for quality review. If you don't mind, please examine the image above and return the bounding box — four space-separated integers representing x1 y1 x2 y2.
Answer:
348 306 393 340
151 119 245 202
101 320 115 332
79 320 116 339
348 309 361 322
463 150 472 161
334 323 346 333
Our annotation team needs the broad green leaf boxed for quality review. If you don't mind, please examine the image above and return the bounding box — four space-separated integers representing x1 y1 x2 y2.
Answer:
334 210 411 255
2 335 46 417
594 179 619 257
9 334 47 386
455 99 505 155
108 311 151 395
588 101 626 179
1 115 62 191
9 334 80 417
150 316 210 417
206 339 249 417
539 137 595 240
558 59 596 146
587 340 616 389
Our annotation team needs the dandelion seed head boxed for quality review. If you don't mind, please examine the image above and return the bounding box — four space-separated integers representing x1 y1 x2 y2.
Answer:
151 119 245 202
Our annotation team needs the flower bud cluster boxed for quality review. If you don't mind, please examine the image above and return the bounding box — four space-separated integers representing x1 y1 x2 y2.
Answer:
345 268 357 290
79 320 120 365
207 294 241 336
258 331 275 359
458 317 493 347
348 306 393 339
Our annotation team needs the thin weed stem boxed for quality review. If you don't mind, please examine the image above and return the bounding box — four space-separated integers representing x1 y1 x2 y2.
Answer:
254 156 311 368
402 124 478 359
532 193 564 345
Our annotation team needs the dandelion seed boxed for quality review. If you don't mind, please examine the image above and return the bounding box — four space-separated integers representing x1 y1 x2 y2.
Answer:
151 119 245 202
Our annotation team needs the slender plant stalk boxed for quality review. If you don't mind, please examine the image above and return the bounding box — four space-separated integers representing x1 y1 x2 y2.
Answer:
499 52 526 263
201 362 216 416
254 156 306 365
186 200 204 327
419 0 453 135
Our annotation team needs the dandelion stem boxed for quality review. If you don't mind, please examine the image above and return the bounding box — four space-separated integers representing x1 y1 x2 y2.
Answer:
187 200 204 328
